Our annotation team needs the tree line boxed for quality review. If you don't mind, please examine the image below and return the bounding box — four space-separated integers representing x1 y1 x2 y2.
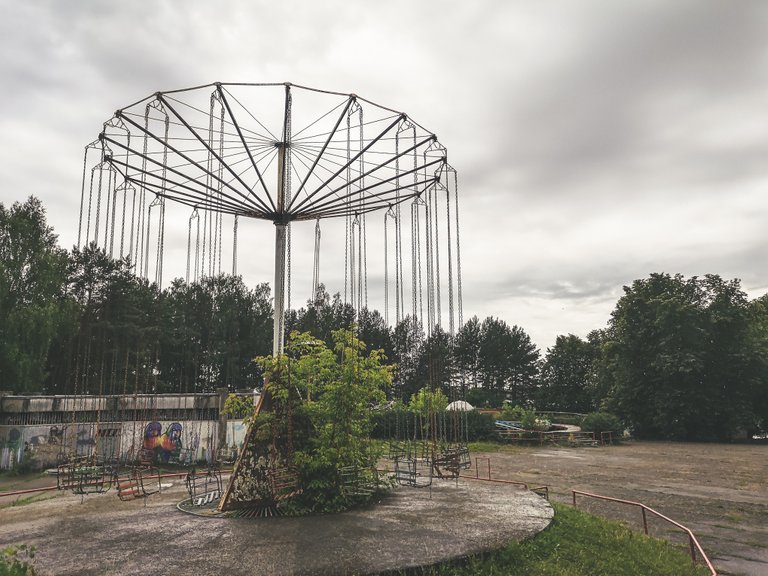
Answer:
2 197 767 440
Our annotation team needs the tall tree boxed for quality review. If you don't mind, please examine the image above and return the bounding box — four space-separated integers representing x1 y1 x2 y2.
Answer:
158 275 272 392
477 317 540 406
746 294 768 434
391 315 424 401
607 273 764 440
454 315 482 392
0 197 69 393
287 284 355 349
585 328 617 410
356 307 393 358
415 326 455 398
55 243 159 396
538 334 597 413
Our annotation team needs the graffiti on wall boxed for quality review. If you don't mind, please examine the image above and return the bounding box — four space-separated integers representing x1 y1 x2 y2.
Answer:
1 419 240 470
143 421 183 463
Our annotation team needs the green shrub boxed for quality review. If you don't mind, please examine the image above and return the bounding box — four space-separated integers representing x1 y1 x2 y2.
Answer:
408 388 449 414
0 545 36 576
500 405 550 431
581 412 623 434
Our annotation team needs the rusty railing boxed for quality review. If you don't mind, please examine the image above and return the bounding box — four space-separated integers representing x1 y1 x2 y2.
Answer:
572 489 716 575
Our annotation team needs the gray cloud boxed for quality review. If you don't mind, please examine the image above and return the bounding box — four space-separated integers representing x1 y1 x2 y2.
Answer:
2 0 767 350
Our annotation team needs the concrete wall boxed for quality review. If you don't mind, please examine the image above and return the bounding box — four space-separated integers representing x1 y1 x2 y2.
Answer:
0 392 254 471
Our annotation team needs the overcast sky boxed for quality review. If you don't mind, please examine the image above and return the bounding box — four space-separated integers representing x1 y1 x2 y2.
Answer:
2 1 768 352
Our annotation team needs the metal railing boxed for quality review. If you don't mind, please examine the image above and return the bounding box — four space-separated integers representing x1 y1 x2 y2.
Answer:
572 489 716 575
496 428 608 445
461 456 550 499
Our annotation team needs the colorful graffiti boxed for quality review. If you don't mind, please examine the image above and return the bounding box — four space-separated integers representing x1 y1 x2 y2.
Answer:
0 419 232 470
143 421 183 463
0 428 24 469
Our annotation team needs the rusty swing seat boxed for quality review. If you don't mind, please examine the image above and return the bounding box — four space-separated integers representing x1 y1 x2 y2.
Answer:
115 451 161 501
57 456 115 495
339 465 380 498
185 465 223 505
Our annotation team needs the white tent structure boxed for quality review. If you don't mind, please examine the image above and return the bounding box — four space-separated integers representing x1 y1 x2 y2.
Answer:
446 400 474 412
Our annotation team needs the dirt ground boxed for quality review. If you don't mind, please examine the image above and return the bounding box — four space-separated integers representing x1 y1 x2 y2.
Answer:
1 441 766 575
471 440 768 576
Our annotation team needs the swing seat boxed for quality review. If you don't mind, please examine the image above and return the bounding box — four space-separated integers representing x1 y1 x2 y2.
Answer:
116 465 160 501
194 491 220 506
433 450 461 479
438 444 471 474
270 465 301 500
57 456 114 494
185 465 223 504
72 466 114 495
116 475 144 500
339 465 379 497
394 456 432 488
457 445 471 469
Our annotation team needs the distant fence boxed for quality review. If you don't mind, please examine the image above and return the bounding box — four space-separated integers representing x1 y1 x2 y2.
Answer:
496 428 614 446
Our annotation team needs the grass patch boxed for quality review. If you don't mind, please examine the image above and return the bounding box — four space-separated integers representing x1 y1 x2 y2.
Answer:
382 503 710 576
8 493 52 508
466 441 521 454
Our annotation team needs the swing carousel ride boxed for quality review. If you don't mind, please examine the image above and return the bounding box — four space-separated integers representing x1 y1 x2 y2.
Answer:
65 82 468 512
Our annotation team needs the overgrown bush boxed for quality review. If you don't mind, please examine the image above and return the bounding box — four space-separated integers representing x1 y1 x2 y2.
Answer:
283 329 391 513
500 404 550 431
0 545 36 576
408 388 449 414
581 411 623 434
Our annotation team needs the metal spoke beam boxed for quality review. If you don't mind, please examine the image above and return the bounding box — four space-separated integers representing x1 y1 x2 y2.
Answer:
105 117 268 217
216 85 277 213
157 94 274 215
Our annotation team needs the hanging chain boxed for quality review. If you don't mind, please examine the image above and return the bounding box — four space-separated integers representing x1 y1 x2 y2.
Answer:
118 183 128 258
217 98 225 275
156 103 170 288
137 101 154 279
286 88 293 319
186 209 198 283
194 208 200 282
424 188 434 336
384 210 390 325
107 168 118 257
452 169 463 329
343 107 351 305
445 170 455 337
232 214 238 276
433 181 441 329
93 162 105 248
312 218 321 301
358 104 368 310
77 142 96 247
128 185 137 266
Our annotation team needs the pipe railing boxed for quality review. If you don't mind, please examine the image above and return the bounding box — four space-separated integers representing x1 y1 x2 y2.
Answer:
460 457 549 499
572 489 716 575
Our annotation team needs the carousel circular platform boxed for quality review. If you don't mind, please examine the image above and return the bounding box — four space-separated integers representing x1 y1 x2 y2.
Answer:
0 478 553 576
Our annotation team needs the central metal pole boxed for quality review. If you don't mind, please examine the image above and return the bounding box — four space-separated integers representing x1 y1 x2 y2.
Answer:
272 143 287 357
